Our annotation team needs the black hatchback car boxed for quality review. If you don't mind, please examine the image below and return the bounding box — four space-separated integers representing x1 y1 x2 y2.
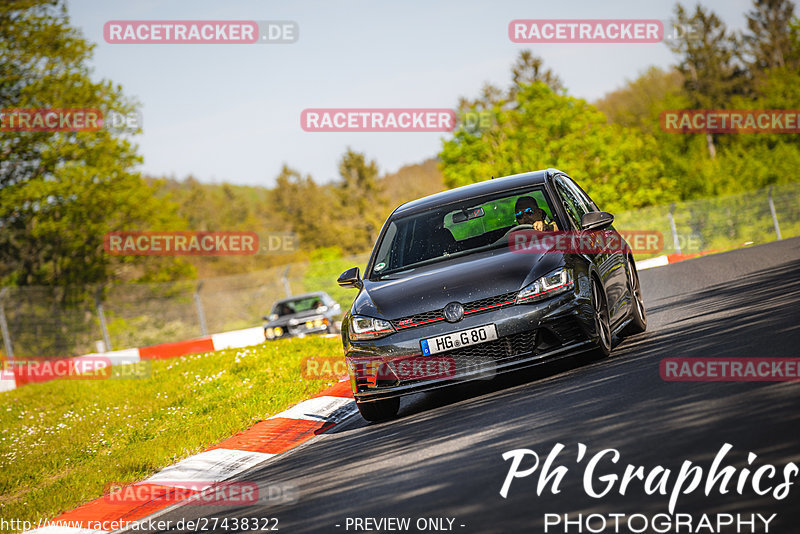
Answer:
337 169 646 421
263 292 341 340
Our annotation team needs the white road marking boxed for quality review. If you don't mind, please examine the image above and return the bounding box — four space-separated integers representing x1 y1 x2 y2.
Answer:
142 448 274 490
270 395 356 424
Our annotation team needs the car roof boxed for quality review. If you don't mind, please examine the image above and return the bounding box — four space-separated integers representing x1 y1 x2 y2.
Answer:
391 169 557 217
274 292 328 304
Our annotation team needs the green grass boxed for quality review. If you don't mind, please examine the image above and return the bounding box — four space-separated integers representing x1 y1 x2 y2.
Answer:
0 336 345 529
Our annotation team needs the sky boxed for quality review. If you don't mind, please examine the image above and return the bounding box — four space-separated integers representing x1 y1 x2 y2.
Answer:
67 0 752 187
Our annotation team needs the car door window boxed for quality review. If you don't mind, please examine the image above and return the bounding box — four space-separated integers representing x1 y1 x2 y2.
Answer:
562 175 597 213
553 176 588 229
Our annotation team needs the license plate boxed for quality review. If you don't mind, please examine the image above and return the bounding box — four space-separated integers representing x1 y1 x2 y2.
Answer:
420 324 498 355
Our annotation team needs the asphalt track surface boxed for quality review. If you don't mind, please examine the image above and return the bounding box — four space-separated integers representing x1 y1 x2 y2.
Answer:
131 238 800 534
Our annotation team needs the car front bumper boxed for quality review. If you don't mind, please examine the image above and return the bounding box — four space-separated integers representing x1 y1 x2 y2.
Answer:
264 317 331 340
344 287 598 403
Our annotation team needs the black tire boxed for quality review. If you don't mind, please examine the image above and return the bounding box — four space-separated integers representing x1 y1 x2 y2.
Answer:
622 260 647 336
356 397 400 422
589 277 612 359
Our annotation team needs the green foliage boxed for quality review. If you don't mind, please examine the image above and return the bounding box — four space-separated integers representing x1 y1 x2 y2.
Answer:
301 247 369 310
270 164 343 252
152 175 305 277
595 66 685 135
0 336 346 527
440 77 676 213
597 1 800 201
743 0 798 71
508 49 564 95
336 149 390 251
614 182 800 260
156 156 446 268
267 151 393 256
0 0 193 293
382 158 446 209
4 0 799 317
669 3 750 108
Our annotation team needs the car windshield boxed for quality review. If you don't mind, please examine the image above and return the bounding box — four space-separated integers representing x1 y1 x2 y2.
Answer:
271 296 323 316
370 186 555 278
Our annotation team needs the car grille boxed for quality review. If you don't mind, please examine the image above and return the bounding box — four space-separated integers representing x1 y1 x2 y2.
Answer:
391 331 537 386
446 330 536 373
391 291 518 330
463 292 518 314
392 309 444 329
545 316 585 344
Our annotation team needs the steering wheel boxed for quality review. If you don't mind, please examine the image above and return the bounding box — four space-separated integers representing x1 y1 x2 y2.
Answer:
492 224 535 246
506 224 535 234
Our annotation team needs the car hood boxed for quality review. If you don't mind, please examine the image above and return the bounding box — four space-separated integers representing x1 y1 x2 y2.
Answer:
353 248 565 319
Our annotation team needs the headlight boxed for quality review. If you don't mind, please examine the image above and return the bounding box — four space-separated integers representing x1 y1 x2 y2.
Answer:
350 315 395 340
516 267 574 304
265 328 275 340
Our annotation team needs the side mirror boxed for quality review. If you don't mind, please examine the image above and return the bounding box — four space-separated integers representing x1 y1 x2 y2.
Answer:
337 266 362 289
581 211 614 231
262 315 268 321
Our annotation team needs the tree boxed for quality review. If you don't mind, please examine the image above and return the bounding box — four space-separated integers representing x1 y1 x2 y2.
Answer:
509 50 564 96
270 153 390 257
0 0 192 294
594 66 715 200
381 158 445 206
440 53 677 213
743 0 797 71
152 175 302 277
722 7 800 192
335 149 389 252
595 66 684 135
668 4 750 158
271 164 341 251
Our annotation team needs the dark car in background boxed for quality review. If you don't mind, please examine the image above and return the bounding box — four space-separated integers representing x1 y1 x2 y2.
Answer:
337 169 646 421
263 291 342 340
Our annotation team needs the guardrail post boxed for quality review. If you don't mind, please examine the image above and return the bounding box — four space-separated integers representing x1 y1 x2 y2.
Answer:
95 289 112 353
194 281 208 336
668 203 681 255
768 186 782 240
0 288 14 360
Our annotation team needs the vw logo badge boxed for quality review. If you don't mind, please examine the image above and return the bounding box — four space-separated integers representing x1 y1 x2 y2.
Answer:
443 302 464 323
